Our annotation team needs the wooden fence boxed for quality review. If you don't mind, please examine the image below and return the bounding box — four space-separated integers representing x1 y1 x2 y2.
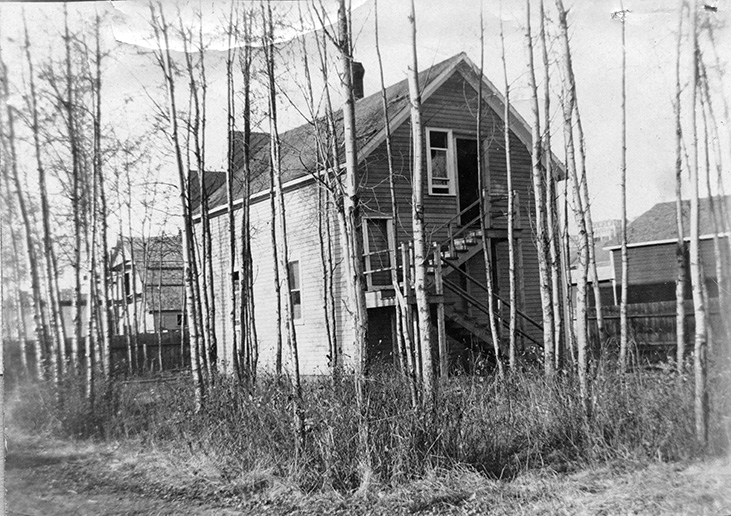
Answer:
3 331 189 386
110 331 189 375
588 298 724 363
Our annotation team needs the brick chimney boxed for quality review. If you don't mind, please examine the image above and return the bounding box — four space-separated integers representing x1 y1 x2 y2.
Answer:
352 61 365 100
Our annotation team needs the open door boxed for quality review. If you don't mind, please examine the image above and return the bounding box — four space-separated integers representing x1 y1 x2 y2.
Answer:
457 138 480 226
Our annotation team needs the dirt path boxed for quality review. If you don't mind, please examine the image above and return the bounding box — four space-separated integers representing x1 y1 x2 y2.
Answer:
5 434 242 516
5 431 731 515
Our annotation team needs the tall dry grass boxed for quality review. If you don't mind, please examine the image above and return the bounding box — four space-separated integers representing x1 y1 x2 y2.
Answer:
6 359 729 492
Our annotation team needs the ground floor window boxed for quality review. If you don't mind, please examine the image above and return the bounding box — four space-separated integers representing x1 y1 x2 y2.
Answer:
363 218 395 288
288 261 302 320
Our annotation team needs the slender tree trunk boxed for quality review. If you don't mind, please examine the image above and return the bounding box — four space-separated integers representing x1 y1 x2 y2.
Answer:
91 13 111 379
181 29 213 381
62 6 83 377
8 230 30 376
335 0 371 483
699 61 730 347
0 40 50 387
125 166 141 369
1 172 32 379
225 11 238 377
297 4 336 379
539 0 562 368
555 7 604 347
408 0 435 407
149 3 204 409
498 7 518 370
157 247 164 370
526 0 553 375
674 0 687 374
263 0 304 447
86 160 99 403
337 0 369 383
118 230 133 374
375 0 407 382
22 17 66 379
687 0 708 445
198 19 217 375
238 15 258 382
269 138 283 377
618 7 629 373
699 84 720 355
476 6 504 378
555 0 590 414
313 17 344 379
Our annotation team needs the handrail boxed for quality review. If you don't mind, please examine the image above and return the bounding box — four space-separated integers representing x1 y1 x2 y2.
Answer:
442 277 541 346
440 256 543 331
431 198 481 236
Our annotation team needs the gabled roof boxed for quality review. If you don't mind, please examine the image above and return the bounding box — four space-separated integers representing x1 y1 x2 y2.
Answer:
190 170 227 212
110 234 183 275
605 195 731 249
206 52 560 213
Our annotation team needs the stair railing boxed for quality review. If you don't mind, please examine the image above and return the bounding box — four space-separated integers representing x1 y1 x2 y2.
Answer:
441 257 543 332
430 198 481 256
441 276 541 346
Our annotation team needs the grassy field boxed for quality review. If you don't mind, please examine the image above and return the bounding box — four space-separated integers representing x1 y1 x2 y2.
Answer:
5 363 731 514
6 430 731 515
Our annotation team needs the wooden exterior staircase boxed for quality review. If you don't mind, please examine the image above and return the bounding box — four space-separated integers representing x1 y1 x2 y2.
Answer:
362 193 542 369
426 193 542 359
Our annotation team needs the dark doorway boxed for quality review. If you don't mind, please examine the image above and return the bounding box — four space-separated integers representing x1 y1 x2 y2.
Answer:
367 307 396 371
457 138 480 226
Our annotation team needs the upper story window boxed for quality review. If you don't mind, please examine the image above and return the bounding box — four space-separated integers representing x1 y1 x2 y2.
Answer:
427 128 455 195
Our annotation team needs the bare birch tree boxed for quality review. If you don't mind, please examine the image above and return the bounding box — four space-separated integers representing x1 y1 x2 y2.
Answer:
538 0 563 369
687 0 708 444
374 0 418 395
237 12 258 383
497 4 519 370
555 0 590 413
526 0 554 375
674 0 687 374
407 0 435 407
149 2 204 410
476 6 504 379
263 0 304 447
0 33 51 387
613 6 630 373
21 14 67 379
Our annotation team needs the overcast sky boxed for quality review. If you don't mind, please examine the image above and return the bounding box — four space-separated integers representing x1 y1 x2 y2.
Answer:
2 0 730 227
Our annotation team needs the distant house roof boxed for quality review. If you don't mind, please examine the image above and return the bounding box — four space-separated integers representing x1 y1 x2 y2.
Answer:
205 52 562 213
190 170 227 212
110 234 184 277
605 195 731 249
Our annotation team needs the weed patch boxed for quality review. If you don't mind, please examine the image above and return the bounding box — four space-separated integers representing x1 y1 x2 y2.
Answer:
6 365 729 495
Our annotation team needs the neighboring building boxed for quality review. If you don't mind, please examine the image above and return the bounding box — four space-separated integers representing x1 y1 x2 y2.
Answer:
568 225 619 308
592 219 621 244
604 196 730 304
109 234 185 334
199 53 563 375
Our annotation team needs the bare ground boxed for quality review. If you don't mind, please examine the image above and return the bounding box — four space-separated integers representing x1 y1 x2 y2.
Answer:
5 430 731 516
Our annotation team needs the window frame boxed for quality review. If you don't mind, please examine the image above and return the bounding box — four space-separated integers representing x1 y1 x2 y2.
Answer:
426 127 456 196
363 217 396 290
288 259 303 322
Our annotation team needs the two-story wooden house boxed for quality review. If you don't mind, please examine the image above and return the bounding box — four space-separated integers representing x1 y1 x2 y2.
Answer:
109 234 185 334
201 53 556 375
